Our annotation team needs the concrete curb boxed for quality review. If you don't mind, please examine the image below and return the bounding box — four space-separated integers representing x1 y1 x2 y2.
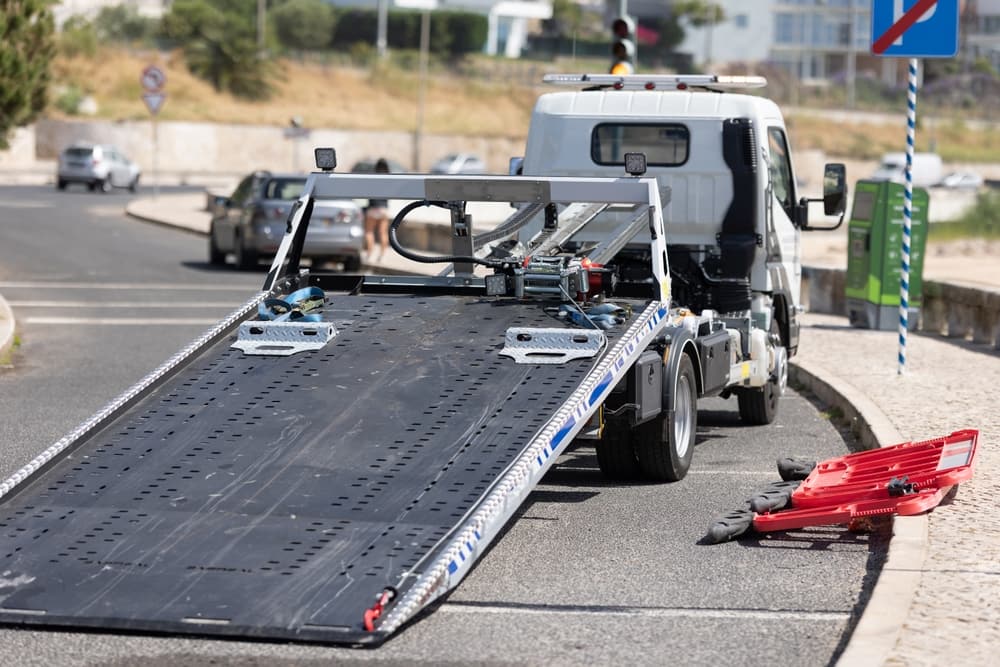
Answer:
790 358 928 667
0 293 15 364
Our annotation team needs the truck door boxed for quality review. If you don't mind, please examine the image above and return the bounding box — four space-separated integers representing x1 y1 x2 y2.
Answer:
764 126 801 310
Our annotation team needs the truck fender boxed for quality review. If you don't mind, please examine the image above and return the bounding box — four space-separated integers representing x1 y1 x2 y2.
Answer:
661 328 702 412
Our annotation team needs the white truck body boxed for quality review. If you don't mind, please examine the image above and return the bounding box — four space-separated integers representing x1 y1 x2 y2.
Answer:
518 77 831 358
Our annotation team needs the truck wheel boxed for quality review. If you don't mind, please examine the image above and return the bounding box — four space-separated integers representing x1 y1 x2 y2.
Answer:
208 224 226 266
737 329 786 425
737 318 787 426
635 354 697 482
595 421 640 480
737 382 779 425
233 233 258 270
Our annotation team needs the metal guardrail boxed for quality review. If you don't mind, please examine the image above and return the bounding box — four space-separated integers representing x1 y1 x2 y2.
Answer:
803 266 1000 350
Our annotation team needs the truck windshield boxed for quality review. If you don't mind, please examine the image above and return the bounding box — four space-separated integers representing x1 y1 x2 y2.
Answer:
591 124 689 166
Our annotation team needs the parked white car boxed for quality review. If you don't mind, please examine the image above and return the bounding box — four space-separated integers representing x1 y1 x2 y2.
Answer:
429 153 486 174
57 143 141 193
937 171 984 189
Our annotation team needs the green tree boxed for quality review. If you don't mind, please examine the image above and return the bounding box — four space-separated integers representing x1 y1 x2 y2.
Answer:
93 5 158 44
673 0 726 27
57 15 97 57
0 0 55 149
545 0 585 37
270 0 335 51
673 0 725 65
162 0 274 100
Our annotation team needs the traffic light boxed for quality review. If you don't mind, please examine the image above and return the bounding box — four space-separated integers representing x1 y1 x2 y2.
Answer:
610 16 635 75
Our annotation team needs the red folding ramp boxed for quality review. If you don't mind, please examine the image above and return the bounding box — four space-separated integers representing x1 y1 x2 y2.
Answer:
753 429 979 532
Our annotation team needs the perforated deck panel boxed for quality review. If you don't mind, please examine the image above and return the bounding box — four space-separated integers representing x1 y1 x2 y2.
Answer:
0 294 630 644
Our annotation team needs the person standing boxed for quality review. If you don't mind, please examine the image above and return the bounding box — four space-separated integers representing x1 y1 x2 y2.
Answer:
364 158 391 262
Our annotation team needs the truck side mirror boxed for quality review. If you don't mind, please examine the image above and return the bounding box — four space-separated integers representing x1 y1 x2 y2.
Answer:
823 163 847 216
798 163 848 232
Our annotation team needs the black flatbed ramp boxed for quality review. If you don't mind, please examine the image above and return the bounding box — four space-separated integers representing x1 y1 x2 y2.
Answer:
0 293 639 644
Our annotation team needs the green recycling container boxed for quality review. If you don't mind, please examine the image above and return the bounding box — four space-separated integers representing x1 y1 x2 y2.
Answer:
845 179 929 330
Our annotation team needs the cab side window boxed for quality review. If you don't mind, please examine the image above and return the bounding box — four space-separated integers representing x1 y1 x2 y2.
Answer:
767 127 795 219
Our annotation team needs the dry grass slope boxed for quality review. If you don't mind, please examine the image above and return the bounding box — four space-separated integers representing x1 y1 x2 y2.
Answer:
51 49 540 138
49 49 1000 162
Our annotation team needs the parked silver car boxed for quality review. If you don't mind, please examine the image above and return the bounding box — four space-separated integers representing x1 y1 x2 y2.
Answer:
57 143 141 192
208 171 364 271
429 153 486 174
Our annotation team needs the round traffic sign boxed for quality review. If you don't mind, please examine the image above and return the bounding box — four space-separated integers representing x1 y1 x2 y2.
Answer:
140 65 166 92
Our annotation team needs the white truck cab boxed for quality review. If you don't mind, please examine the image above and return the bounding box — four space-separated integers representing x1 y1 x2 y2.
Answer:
517 74 845 360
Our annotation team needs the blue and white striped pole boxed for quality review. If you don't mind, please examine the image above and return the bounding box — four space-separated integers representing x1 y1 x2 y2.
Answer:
899 58 918 375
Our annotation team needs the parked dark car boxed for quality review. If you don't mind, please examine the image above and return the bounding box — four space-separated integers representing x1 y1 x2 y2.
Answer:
56 142 141 192
208 171 364 270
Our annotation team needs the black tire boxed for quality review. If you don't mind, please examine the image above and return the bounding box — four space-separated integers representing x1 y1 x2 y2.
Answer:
208 224 226 266
233 232 258 270
56 179 67 191
128 176 139 193
737 317 787 426
88 181 97 192
595 421 640 480
737 381 779 425
635 353 697 482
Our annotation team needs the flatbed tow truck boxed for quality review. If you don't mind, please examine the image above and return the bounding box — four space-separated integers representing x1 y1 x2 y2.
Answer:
0 147 823 645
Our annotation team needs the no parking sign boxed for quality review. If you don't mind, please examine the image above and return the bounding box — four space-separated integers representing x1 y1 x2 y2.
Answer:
869 0 961 374
871 0 959 58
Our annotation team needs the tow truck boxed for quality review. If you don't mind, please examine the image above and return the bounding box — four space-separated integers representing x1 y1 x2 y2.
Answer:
0 75 846 645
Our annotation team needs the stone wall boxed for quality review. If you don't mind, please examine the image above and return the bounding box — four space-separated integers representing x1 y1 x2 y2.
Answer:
30 119 525 176
803 266 1000 350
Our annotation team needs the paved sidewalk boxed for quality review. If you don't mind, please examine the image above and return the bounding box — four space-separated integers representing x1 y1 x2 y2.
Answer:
1 192 996 666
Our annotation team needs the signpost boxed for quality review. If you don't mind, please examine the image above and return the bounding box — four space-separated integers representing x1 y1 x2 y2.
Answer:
870 0 959 375
283 118 310 171
140 65 167 200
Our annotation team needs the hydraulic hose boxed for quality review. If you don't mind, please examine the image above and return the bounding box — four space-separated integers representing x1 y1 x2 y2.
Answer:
388 200 505 268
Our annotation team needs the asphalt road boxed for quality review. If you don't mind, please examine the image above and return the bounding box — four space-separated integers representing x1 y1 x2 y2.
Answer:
0 185 887 666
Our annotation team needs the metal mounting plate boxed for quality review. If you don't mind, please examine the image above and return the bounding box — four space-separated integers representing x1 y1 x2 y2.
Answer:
499 327 604 364
231 320 337 356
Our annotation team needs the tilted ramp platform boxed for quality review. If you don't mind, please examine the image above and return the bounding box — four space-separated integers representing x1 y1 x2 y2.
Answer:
0 292 663 645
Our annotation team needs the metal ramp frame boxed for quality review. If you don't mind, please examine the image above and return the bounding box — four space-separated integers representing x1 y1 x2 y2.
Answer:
0 292 668 645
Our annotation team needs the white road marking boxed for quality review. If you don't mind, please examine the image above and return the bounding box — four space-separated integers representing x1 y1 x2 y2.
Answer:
0 281 256 291
0 201 52 209
439 603 849 622
687 470 778 476
9 301 238 308
25 317 219 326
